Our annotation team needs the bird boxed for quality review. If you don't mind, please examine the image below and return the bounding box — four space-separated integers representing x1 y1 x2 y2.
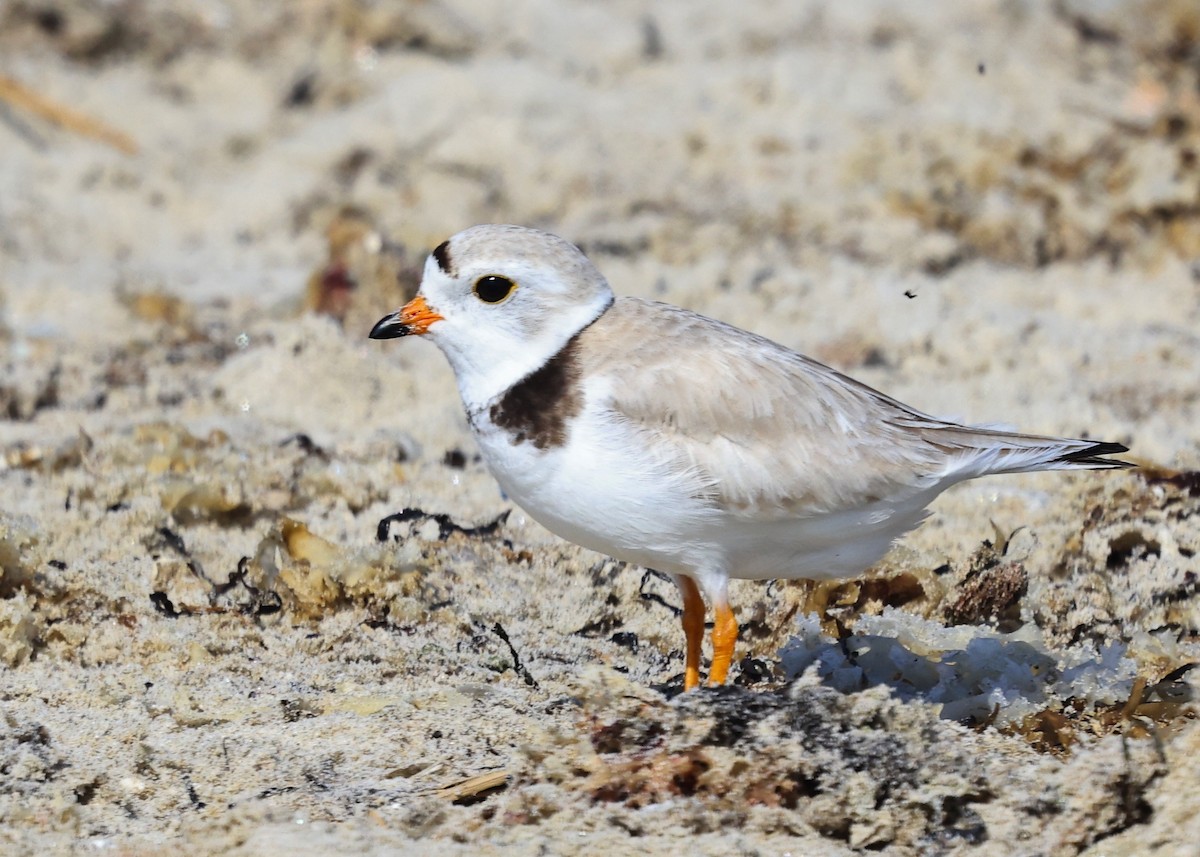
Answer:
369 224 1131 691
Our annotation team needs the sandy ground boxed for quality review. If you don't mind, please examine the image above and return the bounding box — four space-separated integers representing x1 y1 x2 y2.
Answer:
1 1 1199 854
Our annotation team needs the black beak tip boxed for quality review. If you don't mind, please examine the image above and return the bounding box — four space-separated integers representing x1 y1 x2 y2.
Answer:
369 314 408 340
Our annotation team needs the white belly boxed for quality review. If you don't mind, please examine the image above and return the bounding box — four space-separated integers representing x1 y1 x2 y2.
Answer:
471 409 723 577
471 408 935 582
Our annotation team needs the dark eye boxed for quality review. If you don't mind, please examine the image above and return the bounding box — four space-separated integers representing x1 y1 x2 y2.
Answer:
473 275 516 304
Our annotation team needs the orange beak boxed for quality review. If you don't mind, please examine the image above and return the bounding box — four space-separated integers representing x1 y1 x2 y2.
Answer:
369 295 444 339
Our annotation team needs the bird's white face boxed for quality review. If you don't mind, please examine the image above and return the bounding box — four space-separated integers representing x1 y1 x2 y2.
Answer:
370 225 614 406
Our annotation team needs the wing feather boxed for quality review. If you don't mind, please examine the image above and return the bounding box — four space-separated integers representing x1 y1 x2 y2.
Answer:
578 299 949 517
578 298 1126 520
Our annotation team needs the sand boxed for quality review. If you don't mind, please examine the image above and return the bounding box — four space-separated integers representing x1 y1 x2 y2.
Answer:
1 1 1198 854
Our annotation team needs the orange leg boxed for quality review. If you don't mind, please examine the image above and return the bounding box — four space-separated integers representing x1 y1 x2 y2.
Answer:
675 576 705 691
708 598 738 687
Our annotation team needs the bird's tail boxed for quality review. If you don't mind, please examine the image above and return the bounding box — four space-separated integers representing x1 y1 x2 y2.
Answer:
925 426 1133 479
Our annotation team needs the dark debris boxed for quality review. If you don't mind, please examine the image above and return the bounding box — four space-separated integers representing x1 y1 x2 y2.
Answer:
491 622 538 689
376 507 510 543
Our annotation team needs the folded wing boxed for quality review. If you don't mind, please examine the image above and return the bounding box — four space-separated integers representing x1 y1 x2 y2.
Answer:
582 298 1129 520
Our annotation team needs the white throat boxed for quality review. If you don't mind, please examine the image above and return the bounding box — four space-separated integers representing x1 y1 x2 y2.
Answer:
441 292 613 410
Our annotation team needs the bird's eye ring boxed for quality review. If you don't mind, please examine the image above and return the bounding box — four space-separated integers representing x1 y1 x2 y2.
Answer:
473 275 517 304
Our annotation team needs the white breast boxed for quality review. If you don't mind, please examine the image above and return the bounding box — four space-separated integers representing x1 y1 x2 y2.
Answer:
470 395 722 578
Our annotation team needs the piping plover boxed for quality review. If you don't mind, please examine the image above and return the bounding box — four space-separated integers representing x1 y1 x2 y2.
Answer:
370 225 1130 691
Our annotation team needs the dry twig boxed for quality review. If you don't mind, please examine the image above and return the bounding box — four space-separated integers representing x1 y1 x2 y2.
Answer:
0 74 137 154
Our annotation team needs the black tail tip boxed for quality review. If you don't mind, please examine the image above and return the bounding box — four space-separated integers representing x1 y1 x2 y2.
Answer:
1057 440 1135 469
